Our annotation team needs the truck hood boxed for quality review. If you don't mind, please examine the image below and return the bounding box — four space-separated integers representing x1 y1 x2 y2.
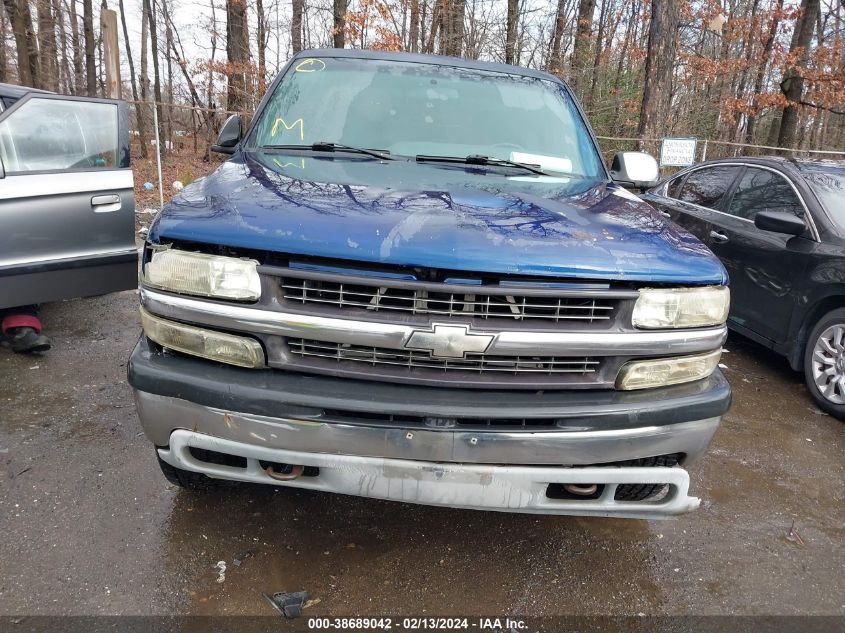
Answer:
149 152 727 284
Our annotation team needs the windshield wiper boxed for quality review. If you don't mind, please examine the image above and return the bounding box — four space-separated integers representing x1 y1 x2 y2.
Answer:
260 142 395 161
416 154 549 176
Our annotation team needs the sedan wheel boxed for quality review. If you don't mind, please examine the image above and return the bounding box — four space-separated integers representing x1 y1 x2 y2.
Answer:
804 309 845 419
810 324 845 404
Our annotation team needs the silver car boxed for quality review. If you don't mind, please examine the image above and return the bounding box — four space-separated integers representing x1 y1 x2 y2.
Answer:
0 84 137 309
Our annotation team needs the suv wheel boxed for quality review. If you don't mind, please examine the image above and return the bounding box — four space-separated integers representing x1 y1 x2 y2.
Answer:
804 308 845 420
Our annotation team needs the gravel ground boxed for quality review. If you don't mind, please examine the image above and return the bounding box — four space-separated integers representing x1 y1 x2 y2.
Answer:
1 290 843 622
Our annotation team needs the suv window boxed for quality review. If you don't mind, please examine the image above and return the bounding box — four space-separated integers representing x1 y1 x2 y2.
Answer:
0 97 119 173
249 57 603 179
678 166 740 209
728 167 803 221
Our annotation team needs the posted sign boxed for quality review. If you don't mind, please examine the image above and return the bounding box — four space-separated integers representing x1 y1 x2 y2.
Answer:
660 137 698 167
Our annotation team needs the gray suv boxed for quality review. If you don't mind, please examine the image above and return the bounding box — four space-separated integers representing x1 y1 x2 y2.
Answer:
0 83 137 309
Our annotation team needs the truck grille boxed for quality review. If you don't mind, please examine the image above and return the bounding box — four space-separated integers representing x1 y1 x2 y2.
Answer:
287 338 599 375
281 278 615 323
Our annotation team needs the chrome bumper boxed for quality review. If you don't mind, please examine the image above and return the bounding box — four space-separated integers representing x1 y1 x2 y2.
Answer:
135 391 720 466
160 428 702 519
137 391 720 518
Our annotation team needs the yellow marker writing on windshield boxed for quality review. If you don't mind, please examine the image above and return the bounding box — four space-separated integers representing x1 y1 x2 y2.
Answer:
271 117 304 140
294 59 326 73
273 158 306 169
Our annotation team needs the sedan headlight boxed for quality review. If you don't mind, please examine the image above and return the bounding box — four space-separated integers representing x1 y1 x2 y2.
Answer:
632 286 729 329
142 249 261 301
616 350 722 390
141 309 265 368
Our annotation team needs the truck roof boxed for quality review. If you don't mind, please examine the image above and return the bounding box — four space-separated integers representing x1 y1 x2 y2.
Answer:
292 49 565 85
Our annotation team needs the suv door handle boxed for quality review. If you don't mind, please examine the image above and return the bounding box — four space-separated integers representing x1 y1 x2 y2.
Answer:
91 194 122 213
710 230 729 243
91 194 120 206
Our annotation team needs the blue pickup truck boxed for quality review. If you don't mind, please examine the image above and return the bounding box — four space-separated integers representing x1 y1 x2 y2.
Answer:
128 50 731 519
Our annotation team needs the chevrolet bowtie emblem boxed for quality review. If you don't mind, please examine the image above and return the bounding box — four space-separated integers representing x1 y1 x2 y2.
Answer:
405 324 495 358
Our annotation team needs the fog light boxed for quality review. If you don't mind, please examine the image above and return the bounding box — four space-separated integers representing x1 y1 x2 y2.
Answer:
142 248 261 301
616 350 721 390
140 308 265 368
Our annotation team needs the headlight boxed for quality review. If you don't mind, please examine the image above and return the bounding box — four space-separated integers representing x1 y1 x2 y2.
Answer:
142 249 261 301
141 308 265 368
616 350 722 390
632 286 729 329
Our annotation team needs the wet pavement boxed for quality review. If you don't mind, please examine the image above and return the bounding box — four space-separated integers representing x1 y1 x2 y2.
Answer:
1 290 843 617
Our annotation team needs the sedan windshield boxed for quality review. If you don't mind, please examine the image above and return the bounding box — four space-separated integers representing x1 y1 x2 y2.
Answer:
805 171 845 227
249 57 603 179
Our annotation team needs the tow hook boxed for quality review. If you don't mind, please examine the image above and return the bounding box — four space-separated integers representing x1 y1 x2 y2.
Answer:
265 464 305 481
562 483 598 496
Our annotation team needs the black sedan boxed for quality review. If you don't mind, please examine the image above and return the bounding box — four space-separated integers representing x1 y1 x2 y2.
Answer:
642 157 845 418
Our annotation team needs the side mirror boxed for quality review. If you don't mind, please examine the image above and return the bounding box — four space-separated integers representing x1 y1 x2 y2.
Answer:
210 114 242 155
754 210 806 236
610 151 659 191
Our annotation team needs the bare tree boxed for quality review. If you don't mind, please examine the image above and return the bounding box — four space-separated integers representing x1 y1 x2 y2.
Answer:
637 0 678 140
118 0 146 156
333 0 345 48
0 1 9 83
569 0 595 94
505 0 518 64
777 0 820 149
548 0 567 75
3 0 41 87
37 0 58 90
82 0 95 94
291 0 302 54
225 0 249 112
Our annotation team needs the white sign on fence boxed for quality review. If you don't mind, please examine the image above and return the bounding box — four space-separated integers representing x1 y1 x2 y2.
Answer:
660 137 698 167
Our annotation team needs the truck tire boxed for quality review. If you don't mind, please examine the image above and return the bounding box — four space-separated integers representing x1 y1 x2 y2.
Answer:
804 308 845 420
614 454 679 501
157 454 230 490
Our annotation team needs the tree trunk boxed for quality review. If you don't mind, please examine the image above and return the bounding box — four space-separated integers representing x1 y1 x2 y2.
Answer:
505 0 518 64
777 0 820 150
291 0 302 54
333 0 345 48
548 0 566 75
440 0 464 56
225 0 249 113
569 0 596 95
586 0 609 110
408 0 419 52
637 0 678 140
3 0 41 87
746 0 783 143
82 0 96 95
256 0 267 92
53 0 69 91
37 0 58 90
70 0 84 93
146 0 164 150
0 1 7 83
118 0 146 157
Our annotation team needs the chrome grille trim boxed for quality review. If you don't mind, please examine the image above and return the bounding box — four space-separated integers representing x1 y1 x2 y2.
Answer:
138 288 729 359
287 338 599 375
279 279 615 322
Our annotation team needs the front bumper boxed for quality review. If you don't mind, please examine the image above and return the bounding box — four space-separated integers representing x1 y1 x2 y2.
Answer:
129 337 730 517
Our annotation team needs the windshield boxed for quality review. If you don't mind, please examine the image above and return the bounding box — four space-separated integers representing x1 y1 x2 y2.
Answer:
805 171 845 227
249 57 603 178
